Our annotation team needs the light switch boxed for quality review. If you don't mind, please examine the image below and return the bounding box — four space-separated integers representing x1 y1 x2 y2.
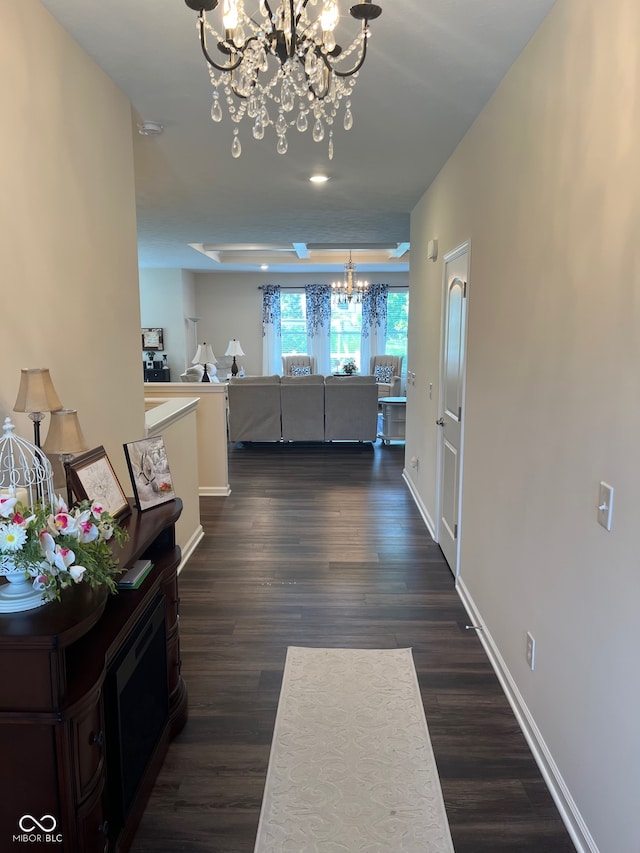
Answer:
597 482 614 531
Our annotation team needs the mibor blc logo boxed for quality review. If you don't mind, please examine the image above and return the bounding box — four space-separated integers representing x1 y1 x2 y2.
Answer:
13 815 62 844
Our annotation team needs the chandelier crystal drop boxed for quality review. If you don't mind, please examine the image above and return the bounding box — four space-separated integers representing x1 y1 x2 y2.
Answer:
184 0 382 159
331 251 369 304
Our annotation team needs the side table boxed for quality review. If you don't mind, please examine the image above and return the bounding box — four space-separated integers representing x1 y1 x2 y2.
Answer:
144 367 171 382
378 396 406 444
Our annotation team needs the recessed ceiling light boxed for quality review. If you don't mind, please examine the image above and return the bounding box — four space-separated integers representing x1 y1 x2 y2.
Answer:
310 174 329 184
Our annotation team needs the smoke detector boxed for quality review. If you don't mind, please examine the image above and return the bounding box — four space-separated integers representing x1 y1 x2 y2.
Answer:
138 121 164 136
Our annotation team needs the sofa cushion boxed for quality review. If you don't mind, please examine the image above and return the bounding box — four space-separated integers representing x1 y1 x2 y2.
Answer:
291 365 312 376
281 374 325 441
374 364 394 384
230 375 281 385
324 375 378 441
281 374 325 385
227 375 281 442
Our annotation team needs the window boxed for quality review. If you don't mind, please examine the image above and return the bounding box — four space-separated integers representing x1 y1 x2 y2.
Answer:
279 288 409 372
385 290 409 364
330 298 362 372
280 290 307 356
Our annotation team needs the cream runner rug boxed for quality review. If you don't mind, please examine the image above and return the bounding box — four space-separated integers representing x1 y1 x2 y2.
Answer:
254 647 455 852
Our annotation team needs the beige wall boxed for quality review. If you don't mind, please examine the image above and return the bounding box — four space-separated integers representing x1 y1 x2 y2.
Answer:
144 398 204 566
145 383 230 497
406 1 640 851
1 0 144 491
139 268 197 378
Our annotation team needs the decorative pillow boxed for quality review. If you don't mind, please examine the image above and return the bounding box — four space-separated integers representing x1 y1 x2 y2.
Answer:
291 365 312 376
374 364 394 384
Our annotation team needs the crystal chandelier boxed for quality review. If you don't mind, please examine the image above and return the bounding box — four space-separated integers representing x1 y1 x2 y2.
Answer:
331 251 369 303
184 0 382 159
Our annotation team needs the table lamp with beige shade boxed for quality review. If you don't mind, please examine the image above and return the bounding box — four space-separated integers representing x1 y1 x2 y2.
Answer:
42 409 89 506
191 342 217 382
225 339 245 377
13 367 63 447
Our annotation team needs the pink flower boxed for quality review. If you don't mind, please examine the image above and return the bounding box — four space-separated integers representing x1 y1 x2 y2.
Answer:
32 574 52 592
54 495 68 513
78 521 99 543
10 510 34 529
0 496 17 518
39 530 58 565
91 502 105 519
48 511 81 538
53 546 75 572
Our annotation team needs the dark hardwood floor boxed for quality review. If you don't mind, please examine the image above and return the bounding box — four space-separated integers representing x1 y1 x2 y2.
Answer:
131 441 576 853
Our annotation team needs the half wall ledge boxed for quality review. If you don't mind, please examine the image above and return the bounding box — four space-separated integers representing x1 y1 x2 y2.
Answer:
144 382 230 497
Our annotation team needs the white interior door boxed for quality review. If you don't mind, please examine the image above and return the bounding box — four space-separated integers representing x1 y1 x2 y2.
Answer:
437 244 469 575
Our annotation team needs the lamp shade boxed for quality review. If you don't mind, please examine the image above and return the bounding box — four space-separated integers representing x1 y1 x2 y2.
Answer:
192 343 217 365
42 409 89 456
13 368 63 414
225 339 245 357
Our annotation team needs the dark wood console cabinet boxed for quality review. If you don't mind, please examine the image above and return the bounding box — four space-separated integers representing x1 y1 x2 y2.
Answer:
144 368 170 382
0 499 187 852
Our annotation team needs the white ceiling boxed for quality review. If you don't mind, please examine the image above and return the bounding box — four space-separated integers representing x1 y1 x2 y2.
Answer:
39 0 556 274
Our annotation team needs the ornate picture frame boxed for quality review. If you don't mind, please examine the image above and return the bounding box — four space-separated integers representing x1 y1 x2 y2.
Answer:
123 436 176 512
67 446 131 518
141 327 164 350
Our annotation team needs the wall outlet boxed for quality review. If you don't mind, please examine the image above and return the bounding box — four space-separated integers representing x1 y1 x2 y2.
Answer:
526 632 536 671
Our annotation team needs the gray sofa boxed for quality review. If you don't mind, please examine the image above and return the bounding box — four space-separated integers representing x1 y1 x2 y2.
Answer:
227 374 378 443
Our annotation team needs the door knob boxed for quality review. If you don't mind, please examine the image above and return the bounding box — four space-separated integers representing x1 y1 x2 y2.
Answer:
436 418 445 426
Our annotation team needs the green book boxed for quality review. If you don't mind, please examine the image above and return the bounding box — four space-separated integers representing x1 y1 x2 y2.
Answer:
117 559 154 590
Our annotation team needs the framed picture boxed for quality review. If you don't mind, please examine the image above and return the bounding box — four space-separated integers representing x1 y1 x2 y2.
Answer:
123 436 176 512
141 327 164 350
67 446 130 518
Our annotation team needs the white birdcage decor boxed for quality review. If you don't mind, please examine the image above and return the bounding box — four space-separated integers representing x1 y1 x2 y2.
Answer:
0 416 55 612
0 417 55 508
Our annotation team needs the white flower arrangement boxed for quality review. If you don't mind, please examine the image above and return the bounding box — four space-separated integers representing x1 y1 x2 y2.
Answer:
0 494 128 602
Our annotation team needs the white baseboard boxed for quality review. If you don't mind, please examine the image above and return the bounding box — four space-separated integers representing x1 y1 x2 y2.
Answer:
401 475 596 852
402 469 436 539
177 524 204 574
454 578 598 853
199 485 231 496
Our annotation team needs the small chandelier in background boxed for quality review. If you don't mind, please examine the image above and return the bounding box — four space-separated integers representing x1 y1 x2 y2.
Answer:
332 251 369 304
184 0 382 160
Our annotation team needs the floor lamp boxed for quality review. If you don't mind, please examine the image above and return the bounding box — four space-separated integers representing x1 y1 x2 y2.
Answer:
187 317 200 354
